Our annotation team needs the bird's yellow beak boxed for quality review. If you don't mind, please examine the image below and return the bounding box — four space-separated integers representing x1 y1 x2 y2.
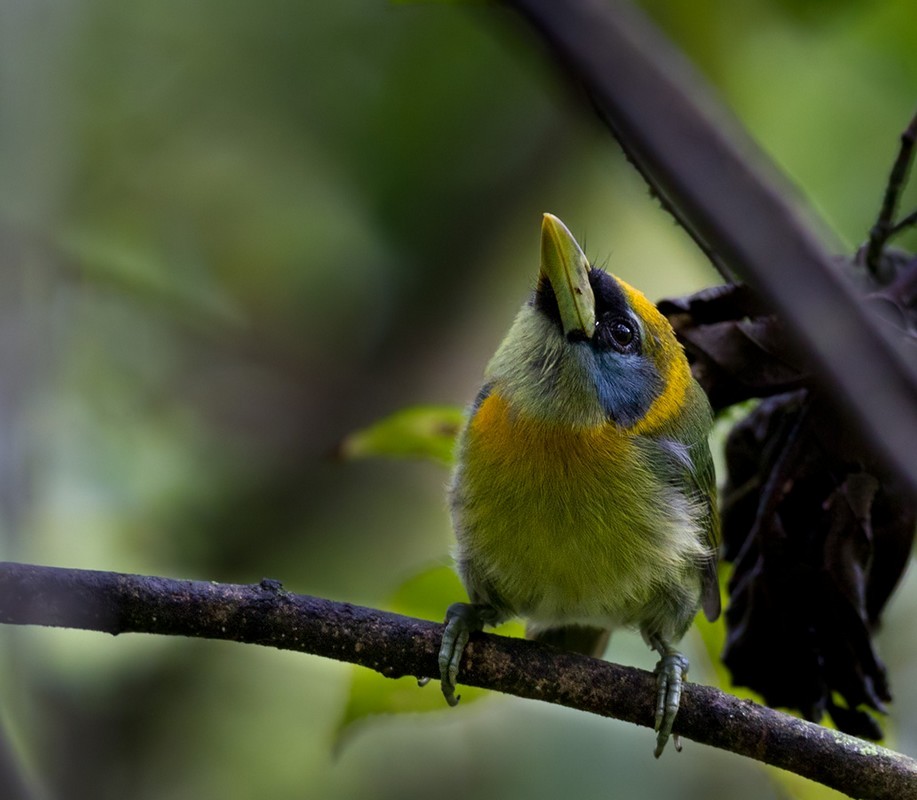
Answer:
540 213 596 339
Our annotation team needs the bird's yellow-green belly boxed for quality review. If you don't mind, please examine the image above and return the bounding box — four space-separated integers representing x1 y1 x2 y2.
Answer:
452 393 700 627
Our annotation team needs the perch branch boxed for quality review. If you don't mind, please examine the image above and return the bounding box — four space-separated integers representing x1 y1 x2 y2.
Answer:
1 562 915 799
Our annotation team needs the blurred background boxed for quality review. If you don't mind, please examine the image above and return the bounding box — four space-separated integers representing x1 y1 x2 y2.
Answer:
1 1 916 798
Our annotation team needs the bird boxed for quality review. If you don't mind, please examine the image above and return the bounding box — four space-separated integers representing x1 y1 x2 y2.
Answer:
439 213 720 757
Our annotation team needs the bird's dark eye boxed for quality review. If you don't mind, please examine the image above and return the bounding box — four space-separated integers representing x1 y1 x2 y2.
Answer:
594 315 639 353
610 321 634 347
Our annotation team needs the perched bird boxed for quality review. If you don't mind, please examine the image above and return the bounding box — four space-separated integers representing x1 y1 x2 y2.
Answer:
440 213 720 756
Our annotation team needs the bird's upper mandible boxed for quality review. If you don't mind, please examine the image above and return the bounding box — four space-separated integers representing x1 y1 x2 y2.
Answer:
482 213 694 434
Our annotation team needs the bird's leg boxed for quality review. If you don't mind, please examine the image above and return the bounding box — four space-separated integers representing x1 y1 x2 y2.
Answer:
438 602 500 706
648 635 690 758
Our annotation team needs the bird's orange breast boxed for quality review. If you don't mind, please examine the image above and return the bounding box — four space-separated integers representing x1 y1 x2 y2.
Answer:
469 391 630 470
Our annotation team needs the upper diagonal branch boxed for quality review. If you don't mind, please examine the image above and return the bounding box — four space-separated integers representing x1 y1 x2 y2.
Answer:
503 0 917 493
0 561 914 799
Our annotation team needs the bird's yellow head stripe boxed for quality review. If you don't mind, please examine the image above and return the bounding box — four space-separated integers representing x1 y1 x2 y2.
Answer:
615 278 692 435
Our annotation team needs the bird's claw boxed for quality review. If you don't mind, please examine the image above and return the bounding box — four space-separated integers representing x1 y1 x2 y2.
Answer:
438 602 486 706
653 651 689 758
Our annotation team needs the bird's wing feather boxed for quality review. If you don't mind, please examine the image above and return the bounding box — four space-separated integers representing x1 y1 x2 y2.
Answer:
690 436 721 622
653 381 721 622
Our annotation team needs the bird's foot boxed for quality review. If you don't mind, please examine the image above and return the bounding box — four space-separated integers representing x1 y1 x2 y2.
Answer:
438 602 496 706
653 651 689 758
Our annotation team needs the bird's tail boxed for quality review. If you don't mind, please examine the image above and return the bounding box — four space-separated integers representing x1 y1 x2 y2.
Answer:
528 625 610 658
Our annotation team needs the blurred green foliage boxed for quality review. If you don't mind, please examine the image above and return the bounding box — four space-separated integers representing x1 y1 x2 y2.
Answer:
0 1 916 799
337 406 464 466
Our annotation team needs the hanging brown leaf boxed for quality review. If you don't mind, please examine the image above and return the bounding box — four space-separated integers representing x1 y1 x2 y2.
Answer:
657 116 917 739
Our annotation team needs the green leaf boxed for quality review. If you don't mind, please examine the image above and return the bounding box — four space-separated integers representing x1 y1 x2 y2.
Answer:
336 564 523 743
336 405 464 466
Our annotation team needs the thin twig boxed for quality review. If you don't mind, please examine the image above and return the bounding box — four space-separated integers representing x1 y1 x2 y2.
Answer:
866 112 917 273
0 562 915 799
890 209 917 239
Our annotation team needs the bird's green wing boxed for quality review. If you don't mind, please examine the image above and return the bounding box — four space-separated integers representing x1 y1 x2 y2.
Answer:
690 435 721 622
655 380 721 622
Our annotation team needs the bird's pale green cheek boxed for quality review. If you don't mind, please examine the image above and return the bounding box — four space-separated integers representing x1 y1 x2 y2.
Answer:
483 307 610 428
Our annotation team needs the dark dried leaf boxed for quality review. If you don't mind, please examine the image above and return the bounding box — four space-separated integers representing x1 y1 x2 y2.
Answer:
867 481 917 623
661 285 805 410
864 254 917 335
658 117 917 743
826 702 884 741
658 282 771 322
719 391 916 738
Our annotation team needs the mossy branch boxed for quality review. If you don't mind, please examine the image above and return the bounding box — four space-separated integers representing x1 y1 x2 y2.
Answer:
1 561 915 799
